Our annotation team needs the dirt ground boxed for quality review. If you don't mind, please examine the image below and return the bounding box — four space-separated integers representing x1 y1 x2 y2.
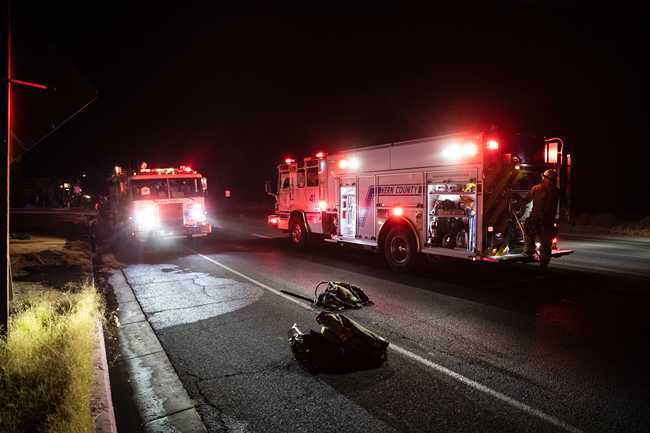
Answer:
10 236 93 302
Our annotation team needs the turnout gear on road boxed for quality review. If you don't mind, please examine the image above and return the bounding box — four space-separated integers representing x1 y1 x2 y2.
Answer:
288 323 345 374
523 175 559 266
288 312 389 374
316 312 389 364
314 281 373 311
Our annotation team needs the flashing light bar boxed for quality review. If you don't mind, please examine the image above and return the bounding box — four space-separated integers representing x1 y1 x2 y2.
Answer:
138 165 197 174
442 142 478 161
338 157 360 170
284 158 295 164
315 152 326 158
462 142 478 157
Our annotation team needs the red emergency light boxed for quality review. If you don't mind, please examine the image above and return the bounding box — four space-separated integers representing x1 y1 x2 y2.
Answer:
545 142 558 164
284 158 295 164
315 152 326 158
486 139 499 150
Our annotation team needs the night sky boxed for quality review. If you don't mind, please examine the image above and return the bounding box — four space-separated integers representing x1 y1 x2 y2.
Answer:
8 4 649 216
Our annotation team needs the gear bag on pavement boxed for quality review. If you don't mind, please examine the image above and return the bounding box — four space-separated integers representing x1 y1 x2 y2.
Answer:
288 312 389 374
288 323 345 374
316 312 388 364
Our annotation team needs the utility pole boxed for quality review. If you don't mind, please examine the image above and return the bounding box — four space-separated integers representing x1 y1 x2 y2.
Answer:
3 0 13 335
3 0 48 334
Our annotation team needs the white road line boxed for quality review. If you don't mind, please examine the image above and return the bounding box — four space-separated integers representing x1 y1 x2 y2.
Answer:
197 253 314 311
251 233 273 239
196 253 584 433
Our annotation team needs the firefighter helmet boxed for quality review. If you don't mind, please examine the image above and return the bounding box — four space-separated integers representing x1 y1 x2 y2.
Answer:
542 169 558 182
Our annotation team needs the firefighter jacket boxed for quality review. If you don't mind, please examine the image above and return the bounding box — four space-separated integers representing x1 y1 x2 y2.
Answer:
525 181 559 227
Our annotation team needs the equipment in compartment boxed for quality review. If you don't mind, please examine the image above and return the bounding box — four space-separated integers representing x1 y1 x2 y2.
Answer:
427 183 475 250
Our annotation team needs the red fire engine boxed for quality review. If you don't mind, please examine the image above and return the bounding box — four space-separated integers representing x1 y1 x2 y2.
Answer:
109 163 212 241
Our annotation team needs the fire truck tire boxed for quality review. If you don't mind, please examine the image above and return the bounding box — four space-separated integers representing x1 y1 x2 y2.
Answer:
289 216 308 248
384 226 417 272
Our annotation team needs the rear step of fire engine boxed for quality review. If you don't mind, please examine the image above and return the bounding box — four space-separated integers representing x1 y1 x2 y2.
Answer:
324 237 377 248
486 249 575 262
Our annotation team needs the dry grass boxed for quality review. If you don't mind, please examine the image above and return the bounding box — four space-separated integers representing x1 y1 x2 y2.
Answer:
0 285 102 433
567 214 650 237
567 224 650 237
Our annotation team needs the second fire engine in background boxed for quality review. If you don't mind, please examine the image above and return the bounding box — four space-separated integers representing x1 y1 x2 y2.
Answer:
267 131 574 270
108 163 212 241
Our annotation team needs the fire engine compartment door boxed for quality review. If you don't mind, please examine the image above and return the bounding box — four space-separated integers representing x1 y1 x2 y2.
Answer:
357 176 375 240
339 181 357 238
278 169 292 211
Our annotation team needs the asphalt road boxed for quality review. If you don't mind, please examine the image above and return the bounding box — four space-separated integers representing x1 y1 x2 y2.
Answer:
554 234 650 279
111 215 650 433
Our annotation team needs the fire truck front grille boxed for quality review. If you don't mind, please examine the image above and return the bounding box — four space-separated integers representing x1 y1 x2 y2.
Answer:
159 203 184 226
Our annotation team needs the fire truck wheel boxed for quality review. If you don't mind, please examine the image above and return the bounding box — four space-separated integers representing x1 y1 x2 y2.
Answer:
384 226 416 272
289 216 307 248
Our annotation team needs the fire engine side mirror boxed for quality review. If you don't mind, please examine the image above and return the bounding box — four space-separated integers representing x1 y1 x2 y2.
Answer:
201 177 208 192
265 180 276 197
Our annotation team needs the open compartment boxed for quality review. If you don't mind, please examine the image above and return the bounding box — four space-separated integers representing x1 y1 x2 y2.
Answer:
426 181 477 253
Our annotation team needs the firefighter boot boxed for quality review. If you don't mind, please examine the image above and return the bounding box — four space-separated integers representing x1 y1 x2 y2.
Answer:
522 219 537 261
538 231 553 271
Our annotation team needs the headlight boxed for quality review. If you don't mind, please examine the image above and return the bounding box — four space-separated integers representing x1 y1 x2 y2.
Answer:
189 204 206 222
134 204 159 228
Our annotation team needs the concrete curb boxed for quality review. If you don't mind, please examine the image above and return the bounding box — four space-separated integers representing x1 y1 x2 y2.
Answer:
94 318 118 433
90 239 118 433
109 269 208 433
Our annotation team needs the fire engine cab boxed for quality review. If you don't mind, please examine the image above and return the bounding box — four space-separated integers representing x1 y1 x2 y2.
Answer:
109 163 212 241
267 132 574 270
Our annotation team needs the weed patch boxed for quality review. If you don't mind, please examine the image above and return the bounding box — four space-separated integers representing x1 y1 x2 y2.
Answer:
0 285 102 433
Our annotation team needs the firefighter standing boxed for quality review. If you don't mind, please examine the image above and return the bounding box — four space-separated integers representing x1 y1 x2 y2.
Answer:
523 169 559 268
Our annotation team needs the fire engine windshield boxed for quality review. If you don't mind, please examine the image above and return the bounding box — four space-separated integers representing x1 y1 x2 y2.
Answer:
131 179 169 199
169 179 201 198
